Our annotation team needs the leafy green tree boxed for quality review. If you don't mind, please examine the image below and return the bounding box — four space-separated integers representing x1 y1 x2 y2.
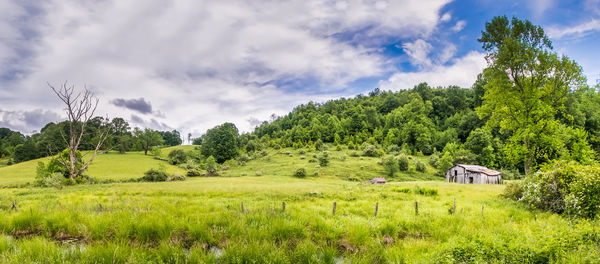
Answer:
478 16 586 174
383 155 398 177
134 128 164 155
201 123 239 163
160 130 182 146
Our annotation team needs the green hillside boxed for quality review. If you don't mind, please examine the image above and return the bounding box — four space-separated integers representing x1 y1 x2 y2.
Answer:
0 146 439 187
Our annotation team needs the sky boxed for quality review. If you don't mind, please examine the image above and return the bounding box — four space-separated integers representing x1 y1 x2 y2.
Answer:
1 0 599 137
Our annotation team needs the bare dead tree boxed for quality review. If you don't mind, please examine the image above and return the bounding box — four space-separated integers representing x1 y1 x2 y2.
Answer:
49 82 111 179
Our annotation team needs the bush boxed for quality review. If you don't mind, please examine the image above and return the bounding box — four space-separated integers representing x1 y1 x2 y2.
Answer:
255 171 263 176
416 161 426 172
168 149 187 165
315 139 324 151
383 156 398 177
142 168 168 182
428 153 439 168
397 154 409 171
186 169 202 177
318 151 330 167
499 169 523 180
205 156 218 176
502 181 523 200
362 143 380 157
150 147 162 157
168 174 186 181
294 168 307 178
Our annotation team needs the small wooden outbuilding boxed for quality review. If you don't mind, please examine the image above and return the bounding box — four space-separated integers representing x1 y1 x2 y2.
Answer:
446 164 501 184
370 177 387 184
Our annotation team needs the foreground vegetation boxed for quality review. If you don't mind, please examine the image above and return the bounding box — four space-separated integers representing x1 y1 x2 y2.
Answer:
1 176 599 263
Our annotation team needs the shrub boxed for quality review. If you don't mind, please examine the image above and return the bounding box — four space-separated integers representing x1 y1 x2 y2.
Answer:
565 165 600 219
168 149 187 165
416 161 426 172
315 139 324 151
294 168 307 178
502 181 523 200
362 143 379 157
318 151 330 167
397 154 409 171
428 153 440 168
338 154 347 161
142 168 168 182
168 174 186 181
383 156 398 177
186 169 202 177
150 147 162 157
349 151 360 157
298 149 306 155
205 156 218 176
499 169 523 180
255 171 263 176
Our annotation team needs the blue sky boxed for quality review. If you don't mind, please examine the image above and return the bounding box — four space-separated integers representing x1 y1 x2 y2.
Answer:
0 0 599 135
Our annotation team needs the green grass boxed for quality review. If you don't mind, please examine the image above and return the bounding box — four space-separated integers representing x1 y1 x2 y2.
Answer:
0 158 9 168
0 177 597 263
0 151 186 186
0 146 597 262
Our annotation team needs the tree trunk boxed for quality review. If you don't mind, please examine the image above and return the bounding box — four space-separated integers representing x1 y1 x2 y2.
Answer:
144 148 148 155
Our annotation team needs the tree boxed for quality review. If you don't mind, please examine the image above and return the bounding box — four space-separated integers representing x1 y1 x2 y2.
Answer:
201 123 239 163
160 130 182 146
477 16 586 174
134 128 164 155
49 83 111 179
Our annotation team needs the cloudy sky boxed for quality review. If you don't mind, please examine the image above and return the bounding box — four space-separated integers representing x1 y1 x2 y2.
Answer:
1 0 599 137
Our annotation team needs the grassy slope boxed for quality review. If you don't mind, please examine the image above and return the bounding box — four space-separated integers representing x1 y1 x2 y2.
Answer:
0 151 186 186
0 146 439 187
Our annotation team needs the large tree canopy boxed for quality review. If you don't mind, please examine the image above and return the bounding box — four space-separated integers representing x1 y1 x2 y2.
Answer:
477 16 590 174
201 123 239 163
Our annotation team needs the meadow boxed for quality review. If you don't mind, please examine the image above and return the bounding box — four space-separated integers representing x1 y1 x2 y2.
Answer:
0 147 598 263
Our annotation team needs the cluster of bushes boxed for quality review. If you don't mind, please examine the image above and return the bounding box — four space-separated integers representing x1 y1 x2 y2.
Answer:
141 167 186 182
382 154 427 177
504 160 600 219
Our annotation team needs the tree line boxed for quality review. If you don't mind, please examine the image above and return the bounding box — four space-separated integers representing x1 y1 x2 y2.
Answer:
0 118 182 164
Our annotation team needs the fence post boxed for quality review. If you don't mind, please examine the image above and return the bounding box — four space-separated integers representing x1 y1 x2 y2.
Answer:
374 202 379 217
241 202 245 213
332 202 336 216
481 204 484 215
282 202 286 213
453 198 456 215
415 201 418 216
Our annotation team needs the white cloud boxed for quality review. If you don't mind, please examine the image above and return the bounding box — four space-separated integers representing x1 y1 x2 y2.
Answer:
0 0 452 134
547 19 600 39
451 20 466 32
528 0 555 18
440 12 452 23
378 51 486 90
402 39 433 67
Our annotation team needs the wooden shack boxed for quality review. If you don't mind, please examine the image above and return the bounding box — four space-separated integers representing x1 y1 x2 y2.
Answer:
446 164 501 184
370 177 387 184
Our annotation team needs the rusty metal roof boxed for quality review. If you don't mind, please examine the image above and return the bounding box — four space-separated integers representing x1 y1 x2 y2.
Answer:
456 164 501 176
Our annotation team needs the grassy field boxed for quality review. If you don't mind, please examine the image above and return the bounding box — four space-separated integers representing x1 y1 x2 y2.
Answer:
0 151 187 186
0 147 598 262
